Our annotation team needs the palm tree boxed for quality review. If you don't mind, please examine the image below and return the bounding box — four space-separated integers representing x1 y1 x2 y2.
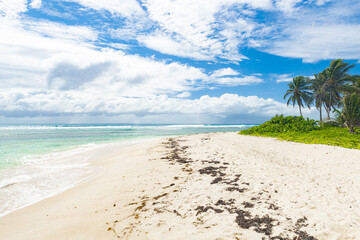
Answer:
310 73 327 124
339 93 360 133
284 76 312 117
351 75 360 89
321 59 357 118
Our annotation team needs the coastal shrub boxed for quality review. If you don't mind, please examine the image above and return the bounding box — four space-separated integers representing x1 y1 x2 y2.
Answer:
262 127 359 149
321 120 341 128
241 115 319 134
239 115 360 149
339 94 360 134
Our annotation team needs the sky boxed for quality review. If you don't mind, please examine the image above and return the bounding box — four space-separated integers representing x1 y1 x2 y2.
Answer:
0 0 360 124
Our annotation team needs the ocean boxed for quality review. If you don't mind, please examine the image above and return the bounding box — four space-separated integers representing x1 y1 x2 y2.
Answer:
0 124 253 216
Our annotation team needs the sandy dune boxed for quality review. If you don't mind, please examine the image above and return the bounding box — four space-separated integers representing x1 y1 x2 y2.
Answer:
1 132 359 239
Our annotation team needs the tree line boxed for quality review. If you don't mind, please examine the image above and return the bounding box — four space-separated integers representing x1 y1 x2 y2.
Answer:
284 59 360 133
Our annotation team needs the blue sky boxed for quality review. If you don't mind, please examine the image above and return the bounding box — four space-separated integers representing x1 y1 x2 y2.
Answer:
0 0 359 124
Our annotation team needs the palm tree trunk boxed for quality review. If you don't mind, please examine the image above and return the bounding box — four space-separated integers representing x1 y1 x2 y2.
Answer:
298 104 302 117
325 104 330 119
345 122 355 134
319 104 322 124
328 92 332 119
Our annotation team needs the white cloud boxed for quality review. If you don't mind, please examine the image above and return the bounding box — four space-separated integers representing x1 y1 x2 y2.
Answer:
0 16 208 97
26 0 357 64
211 68 240 78
64 0 145 16
0 11 314 124
0 16 210 102
267 24 360 62
139 32 214 61
275 0 302 13
0 0 28 18
0 17 99 89
0 91 318 123
316 0 332 5
177 92 191 98
24 20 98 42
0 0 352 124
57 0 355 63
274 74 293 83
137 0 266 61
134 0 318 61
213 76 263 86
208 68 263 86
138 0 360 62
30 0 41 9
261 0 360 62
108 43 131 50
74 50 206 97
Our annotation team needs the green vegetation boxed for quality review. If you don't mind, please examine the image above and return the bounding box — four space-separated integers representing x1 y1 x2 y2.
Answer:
318 59 357 119
239 116 360 149
338 94 360 134
283 76 312 117
240 59 360 149
284 59 360 133
241 115 319 134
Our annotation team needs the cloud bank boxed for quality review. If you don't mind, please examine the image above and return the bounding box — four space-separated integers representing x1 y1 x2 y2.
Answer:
0 0 356 123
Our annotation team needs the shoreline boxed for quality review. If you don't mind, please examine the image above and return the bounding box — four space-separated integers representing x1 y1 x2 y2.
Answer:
0 136 175 239
1 132 359 239
0 137 162 218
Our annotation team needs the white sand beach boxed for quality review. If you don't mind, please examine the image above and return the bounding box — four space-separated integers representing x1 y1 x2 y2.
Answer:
0 132 359 240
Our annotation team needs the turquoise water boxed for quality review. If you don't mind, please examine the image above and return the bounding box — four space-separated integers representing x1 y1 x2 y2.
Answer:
0 124 253 216
0 124 253 170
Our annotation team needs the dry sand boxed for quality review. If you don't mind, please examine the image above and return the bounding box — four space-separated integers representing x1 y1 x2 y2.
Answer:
0 132 359 240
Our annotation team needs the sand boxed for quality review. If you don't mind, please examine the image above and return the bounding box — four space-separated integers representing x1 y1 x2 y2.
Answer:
0 132 359 240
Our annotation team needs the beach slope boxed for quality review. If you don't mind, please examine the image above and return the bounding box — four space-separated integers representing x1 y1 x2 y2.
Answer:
1 132 359 239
